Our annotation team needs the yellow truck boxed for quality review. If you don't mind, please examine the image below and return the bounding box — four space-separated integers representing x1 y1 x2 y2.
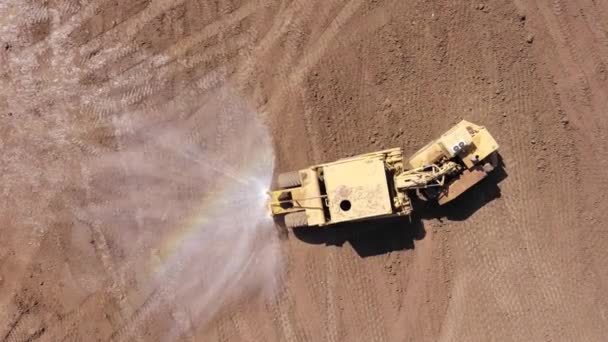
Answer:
269 120 500 228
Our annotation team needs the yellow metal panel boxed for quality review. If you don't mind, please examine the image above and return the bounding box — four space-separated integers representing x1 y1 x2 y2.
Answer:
299 169 326 226
269 190 289 215
268 169 325 226
321 147 403 167
439 124 474 157
323 158 393 223
408 142 444 168
461 129 499 168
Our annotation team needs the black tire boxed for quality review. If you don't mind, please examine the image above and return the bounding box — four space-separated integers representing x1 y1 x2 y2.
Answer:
416 187 441 202
277 171 301 189
284 211 308 229
278 191 291 202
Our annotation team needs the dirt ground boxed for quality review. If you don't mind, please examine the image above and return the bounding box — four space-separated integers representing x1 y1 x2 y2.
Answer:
2 0 608 341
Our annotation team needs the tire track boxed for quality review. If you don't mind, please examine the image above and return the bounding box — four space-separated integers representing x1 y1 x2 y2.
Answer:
551 0 600 120
49 291 112 341
580 5 608 78
541 2 608 337
535 0 608 171
72 216 142 341
337 249 386 342
477 49 534 340
229 307 259 342
2 300 40 342
245 0 323 165
108 30 251 110
489 39 581 338
54 0 83 23
21 0 119 53
63 0 150 52
150 0 266 67
289 0 365 85
76 0 182 62
109 290 163 342
483 52 552 341
232 0 306 85
576 2 608 76
323 249 339 342
0 116 74 342
318 3 393 156
168 309 195 342
295 0 370 163
272 285 298 342
299 251 327 341
73 131 144 342
444 2 482 122
24 0 257 124
518 14 573 339
437 6 573 337
77 0 262 112
437 272 467 342
216 313 236 342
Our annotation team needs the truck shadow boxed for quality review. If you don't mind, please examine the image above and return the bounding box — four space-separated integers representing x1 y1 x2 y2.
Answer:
289 155 508 257
292 216 426 258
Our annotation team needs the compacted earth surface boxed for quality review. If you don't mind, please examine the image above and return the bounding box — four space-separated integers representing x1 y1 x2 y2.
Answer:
2 0 608 341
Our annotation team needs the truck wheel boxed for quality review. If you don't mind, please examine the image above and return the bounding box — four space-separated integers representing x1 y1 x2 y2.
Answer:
284 211 308 228
277 171 301 189
417 187 441 202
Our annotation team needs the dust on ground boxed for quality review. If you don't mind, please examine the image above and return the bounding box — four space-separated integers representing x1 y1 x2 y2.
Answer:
2 0 608 341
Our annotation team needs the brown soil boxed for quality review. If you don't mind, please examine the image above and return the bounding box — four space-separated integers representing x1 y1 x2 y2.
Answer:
2 0 608 341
